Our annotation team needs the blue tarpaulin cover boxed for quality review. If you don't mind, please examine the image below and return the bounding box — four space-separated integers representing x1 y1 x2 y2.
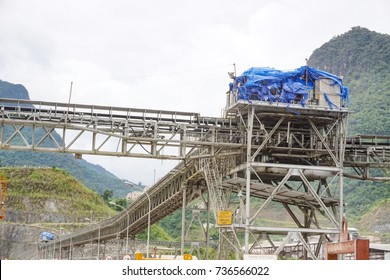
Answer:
231 66 348 109
39 231 55 241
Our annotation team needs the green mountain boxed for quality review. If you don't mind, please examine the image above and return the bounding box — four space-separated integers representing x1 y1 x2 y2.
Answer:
0 80 30 99
0 80 132 197
308 27 390 226
308 26 390 136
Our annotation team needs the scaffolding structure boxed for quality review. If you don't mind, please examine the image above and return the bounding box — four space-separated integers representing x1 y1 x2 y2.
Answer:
209 99 349 259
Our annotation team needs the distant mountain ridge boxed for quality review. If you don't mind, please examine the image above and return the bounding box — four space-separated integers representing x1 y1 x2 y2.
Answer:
0 80 30 99
0 80 132 197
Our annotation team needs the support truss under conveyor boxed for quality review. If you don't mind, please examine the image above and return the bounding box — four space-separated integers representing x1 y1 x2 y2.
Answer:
1 97 390 260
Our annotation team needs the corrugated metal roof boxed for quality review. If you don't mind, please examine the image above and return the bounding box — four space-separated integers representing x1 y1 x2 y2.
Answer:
370 244 390 252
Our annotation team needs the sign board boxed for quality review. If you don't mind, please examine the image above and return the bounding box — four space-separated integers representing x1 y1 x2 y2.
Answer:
217 210 232 225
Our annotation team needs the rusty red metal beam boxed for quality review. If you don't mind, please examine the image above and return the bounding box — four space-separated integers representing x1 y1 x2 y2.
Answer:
325 239 369 260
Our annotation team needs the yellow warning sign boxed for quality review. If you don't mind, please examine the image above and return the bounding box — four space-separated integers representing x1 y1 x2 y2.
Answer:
217 210 232 225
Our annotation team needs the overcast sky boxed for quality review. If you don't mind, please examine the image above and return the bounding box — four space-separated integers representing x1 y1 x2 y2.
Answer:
1 0 389 186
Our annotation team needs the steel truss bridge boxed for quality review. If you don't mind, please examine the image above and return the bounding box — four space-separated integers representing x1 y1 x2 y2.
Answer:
1 97 390 260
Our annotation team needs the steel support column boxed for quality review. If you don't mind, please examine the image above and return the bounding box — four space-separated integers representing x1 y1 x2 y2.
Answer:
244 106 254 254
180 184 187 255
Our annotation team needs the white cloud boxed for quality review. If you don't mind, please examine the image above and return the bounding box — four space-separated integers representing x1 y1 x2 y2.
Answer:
0 0 389 185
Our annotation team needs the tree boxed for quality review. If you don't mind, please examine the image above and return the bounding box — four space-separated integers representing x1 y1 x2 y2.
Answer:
111 198 128 211
101 189 113 203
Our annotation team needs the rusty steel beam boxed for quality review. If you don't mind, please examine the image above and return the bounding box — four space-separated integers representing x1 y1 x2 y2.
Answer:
325 239 369 260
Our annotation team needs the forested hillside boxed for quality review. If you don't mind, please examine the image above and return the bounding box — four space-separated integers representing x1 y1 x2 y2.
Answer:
2 167 116 220
309 26 390 136
309 27 390 227
0 167 116 259
0 80 132 197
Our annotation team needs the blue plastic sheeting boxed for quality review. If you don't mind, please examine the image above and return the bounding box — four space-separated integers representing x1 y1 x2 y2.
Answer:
231 66 348 108
39 231 55 242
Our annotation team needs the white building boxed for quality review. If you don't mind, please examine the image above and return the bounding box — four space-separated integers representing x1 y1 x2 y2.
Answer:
126 191 142 201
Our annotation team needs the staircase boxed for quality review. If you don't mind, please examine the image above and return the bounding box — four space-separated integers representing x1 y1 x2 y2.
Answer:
200 157 227 219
